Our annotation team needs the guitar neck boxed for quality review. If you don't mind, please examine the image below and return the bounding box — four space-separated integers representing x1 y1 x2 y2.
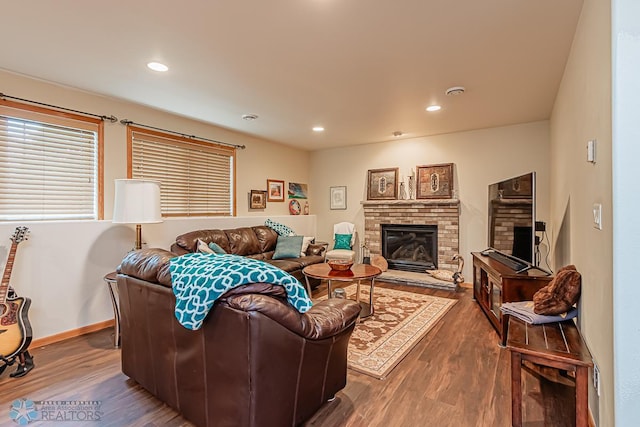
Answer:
0 242 18 304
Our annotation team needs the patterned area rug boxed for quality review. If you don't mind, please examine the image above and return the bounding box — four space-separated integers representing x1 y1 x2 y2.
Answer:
317 284 456 379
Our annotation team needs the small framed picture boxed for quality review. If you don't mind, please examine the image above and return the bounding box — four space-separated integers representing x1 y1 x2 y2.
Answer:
367 168 398 200
330 186 347 210
416 163 454 199
249 190 267 209
288 182 308 199
267 179 285 202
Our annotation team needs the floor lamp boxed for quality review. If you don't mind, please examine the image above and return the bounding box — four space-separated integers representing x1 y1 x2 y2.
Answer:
113 179 163 250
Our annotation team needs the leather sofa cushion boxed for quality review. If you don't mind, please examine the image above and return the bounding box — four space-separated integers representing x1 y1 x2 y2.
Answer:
225 227 261 255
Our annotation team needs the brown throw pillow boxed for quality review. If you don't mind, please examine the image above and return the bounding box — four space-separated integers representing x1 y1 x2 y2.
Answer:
533 265 581 315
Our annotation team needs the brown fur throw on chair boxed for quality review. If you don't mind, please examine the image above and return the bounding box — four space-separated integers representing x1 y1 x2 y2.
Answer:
533 265 582 315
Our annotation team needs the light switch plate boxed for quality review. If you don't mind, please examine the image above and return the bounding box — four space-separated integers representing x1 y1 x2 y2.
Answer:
587 139 597 163
593 203 602 230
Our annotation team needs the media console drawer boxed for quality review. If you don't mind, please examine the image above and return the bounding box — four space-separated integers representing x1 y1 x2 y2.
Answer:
472 252 552 346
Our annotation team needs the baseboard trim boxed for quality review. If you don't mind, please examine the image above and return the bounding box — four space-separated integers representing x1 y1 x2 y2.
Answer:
30 320 114 348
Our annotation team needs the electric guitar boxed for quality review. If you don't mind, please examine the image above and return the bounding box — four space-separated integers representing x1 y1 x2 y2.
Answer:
0 227 32 361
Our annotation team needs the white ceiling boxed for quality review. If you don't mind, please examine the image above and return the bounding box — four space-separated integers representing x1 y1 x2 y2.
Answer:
0 0 583 151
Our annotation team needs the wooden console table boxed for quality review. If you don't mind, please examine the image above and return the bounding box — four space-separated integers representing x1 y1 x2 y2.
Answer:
507 317 593 427
472 252 552 346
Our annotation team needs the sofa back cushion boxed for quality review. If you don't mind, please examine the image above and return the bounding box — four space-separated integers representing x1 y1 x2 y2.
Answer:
252 226 278 253
225 227 262 256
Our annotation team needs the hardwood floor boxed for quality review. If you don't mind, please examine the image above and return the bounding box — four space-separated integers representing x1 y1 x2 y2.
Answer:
0 283 574 427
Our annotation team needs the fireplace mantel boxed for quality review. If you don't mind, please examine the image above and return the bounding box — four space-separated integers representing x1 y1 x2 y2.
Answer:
361 199 460 207
362 198 460 272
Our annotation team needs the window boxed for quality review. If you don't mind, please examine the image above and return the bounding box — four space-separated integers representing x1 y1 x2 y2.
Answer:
0 100 103 221
127 126 235 217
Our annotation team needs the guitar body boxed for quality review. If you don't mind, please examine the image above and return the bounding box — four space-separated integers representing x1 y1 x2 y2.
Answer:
0 296 33 360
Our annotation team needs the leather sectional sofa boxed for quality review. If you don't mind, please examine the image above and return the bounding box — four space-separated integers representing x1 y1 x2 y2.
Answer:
117 248 361 427
170 225 326 289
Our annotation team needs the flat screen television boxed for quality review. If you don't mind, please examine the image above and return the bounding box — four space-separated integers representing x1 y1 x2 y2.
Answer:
487 172 536 268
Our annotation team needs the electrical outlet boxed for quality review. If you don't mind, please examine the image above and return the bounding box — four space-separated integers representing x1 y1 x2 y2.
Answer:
593 362 601 396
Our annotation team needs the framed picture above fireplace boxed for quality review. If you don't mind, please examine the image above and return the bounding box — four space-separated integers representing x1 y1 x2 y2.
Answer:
367 168 399 200
416 163 454 199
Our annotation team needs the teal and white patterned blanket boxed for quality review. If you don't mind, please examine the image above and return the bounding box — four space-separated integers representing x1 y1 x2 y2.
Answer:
170 253 313 330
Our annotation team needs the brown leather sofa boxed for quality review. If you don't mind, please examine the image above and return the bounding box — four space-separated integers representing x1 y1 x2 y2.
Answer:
171 225 326 288
117 248 361 427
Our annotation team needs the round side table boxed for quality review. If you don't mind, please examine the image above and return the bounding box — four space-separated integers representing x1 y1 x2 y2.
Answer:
103 272 120 348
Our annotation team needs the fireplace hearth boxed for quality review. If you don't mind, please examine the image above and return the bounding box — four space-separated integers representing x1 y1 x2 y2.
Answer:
382 224 438 272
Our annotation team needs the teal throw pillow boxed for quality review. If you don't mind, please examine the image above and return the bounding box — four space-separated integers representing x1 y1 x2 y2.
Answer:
334 234 352 250
273 235 304 260
208 242 227 254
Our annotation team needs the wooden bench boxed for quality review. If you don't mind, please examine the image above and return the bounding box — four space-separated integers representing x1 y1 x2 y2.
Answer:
506 316 593 427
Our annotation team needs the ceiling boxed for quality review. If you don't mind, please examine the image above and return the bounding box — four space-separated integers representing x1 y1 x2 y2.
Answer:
0 0 584 151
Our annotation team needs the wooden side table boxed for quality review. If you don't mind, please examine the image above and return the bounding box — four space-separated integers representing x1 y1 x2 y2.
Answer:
103 272 120 348
507 317 593 427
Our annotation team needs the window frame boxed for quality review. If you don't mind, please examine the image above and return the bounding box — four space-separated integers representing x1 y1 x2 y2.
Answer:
0 99 104 221
126 125 236 217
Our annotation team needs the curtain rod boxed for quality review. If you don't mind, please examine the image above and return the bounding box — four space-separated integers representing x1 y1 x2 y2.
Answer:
120 119 246 150
0 92 118 123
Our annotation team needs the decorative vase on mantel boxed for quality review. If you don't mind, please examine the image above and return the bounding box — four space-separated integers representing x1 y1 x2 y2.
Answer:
408 175 415 199
399 182 407 200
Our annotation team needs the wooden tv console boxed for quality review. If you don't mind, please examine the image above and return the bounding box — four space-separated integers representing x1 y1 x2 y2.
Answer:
471 252 553 346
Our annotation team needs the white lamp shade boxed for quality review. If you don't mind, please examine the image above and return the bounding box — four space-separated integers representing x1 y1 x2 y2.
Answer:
113 179 163 224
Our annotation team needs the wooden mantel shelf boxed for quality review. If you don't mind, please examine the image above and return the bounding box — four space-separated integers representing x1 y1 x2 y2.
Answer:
361 199 459 206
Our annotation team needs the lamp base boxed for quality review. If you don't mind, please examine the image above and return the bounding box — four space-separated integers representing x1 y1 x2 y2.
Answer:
135 224 142 250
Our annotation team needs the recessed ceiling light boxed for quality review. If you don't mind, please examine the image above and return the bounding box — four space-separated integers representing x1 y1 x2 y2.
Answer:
312 126 325 132
147 62 169 72
426 105 442 112
242 114 259 121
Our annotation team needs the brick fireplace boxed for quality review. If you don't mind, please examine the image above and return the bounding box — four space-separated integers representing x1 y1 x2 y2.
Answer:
362 199 460 272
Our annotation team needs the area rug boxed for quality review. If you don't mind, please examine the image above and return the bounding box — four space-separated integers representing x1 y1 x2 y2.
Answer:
317 284 456 379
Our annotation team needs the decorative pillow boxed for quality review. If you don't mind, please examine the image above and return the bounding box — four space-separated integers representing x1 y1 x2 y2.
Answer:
208 242 227 254
533 265 582 315
300 236 315 256
334 234 352 250
197 239 215 254
265 219 296 236
273 235 304 260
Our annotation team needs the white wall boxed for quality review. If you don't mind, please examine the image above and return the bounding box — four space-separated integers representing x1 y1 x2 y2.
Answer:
0 70 315 340
612 0 640 424
549 0 613 424
309 121 551 281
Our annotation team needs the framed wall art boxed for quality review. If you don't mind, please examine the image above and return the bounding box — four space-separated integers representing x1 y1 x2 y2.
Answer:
267 179 285 202
330 186 347 210
288 182 308 199
367 168 399 200
249 190 267 209
416 163 454 199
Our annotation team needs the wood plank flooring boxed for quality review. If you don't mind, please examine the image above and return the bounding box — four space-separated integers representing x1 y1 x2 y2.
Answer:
0 283 575 427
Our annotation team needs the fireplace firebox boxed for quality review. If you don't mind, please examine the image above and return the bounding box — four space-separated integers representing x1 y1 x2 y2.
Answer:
381 224 438 272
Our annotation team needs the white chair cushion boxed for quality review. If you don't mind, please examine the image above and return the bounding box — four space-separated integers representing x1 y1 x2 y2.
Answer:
325 249 356 262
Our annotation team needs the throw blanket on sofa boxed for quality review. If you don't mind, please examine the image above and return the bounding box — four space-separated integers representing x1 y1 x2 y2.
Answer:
170 253 313 330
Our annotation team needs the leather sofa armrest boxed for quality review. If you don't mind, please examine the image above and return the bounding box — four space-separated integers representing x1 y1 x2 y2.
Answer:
117 248 176 287
306 243 327 257
225 295 361 340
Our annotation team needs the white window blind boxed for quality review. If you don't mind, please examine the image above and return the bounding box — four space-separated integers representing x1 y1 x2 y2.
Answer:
129 128 235 217
0 108 99 221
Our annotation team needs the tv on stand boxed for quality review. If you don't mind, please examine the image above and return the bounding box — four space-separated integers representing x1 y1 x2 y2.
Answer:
485 172 549 275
